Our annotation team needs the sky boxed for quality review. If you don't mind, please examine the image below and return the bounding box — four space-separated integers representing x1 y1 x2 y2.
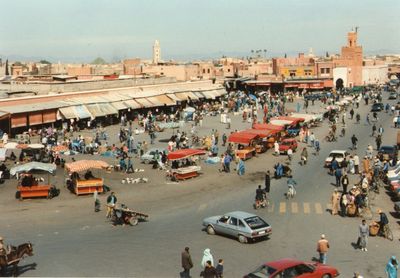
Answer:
0 0 399 62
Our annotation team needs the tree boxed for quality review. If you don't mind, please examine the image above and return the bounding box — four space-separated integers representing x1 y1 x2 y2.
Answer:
39 59 51 64
91 57 107 65
284 53 287 58
5 59 9 76
325 51 329 58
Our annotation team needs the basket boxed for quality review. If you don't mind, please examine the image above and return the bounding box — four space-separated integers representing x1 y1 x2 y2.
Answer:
369 223 379 236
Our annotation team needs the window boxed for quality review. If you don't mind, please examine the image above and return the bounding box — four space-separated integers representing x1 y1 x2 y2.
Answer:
227 69 231 72
207 69 210 74
304 70 312 76
321 68 325 74
203 69 206 74
239 220 245 228
326 68 331 73
229 217 238 226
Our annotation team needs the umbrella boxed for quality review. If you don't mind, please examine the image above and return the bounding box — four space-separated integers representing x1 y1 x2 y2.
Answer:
65 160 110 173
10 162 56 176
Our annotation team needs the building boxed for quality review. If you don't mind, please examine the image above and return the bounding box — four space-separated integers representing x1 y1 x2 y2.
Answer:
362 65 388 85
334 30 363 87
153 40 161 65
67 65 93 76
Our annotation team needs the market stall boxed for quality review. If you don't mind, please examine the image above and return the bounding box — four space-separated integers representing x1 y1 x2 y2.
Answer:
167 149 206 180
227 132 259 160
272 116 305 136
242 129 281 151
11 162 58 200
65 160 110 195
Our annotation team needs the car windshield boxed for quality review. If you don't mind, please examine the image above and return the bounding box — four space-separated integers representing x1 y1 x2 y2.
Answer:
380 147 393 153
248 265 277 278
330 152 344 159
244 216 268 229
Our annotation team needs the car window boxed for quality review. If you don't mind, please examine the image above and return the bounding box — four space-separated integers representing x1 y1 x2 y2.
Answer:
244 216 269 229
249 265 277 278
229 217 238 226
219 216 229 223
239 220 246 228
294 264 314 275
279 266 298 278
149 151 155 155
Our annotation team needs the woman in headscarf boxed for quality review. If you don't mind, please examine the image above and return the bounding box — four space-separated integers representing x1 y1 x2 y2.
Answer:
201 248 214 268
237 158 245 176
385 256 399 278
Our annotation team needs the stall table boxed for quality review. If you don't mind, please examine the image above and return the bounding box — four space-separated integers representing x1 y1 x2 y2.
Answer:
235 146 256 160
172 166 201 180
74 178 104 195
17 185 51 199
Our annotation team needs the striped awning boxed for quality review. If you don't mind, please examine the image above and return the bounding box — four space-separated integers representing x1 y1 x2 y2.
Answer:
74 105 93 119
200 90 217 99
65 160 110 173
99 103 118 115
86 104 106 117
111 101 129 110
166 93 181 102
59 106 79 119
124 100 142 109
134 98 155 108
146 96 165 107
174 92 190 101
154 95 175 106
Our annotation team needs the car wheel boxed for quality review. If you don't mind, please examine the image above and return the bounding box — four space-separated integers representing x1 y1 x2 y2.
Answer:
321 274 331 278
207 225 215 235
238 234 247 243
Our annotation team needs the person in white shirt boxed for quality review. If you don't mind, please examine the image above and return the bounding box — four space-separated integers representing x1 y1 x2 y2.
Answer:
274 141 279 156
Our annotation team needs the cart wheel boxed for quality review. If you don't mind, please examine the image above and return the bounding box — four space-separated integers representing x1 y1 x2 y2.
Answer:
131 218 139 226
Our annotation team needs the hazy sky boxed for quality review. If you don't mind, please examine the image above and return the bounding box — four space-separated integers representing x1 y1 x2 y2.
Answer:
1 0 399 62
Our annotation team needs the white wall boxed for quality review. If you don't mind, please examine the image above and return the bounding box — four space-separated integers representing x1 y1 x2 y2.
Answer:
362 65 388 85
333 67 348 87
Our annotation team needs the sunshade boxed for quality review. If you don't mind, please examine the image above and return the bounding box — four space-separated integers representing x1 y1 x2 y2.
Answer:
3 142 18 149
167 149 206 161
28 143 45 149
52 145 69 152
243 129 278 138
252 123 285 131
228 132 259 145
290 113 316 123
10 162 56 176
65 160 110 173
270 119 293 126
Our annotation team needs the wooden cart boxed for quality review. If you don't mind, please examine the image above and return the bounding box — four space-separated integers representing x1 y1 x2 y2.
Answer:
171 166 201 180
73 178 104 195
235 146 256 160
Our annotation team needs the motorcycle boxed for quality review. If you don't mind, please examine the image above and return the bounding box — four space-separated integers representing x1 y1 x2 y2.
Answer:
254 193 269 209
286 186 296 199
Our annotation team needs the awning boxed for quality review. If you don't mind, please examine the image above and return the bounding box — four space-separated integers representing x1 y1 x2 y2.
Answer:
154 95 175 106
228 132 259 145
146 96 165 107
134 98 156 108
200 90 217 99
166 93 181 102
243 129 278 138
186 92 199 100
124 100 142 109
0 111 10 121
174 92 190 101
11 113 27 128
215 89 227 96
252 123 285 131
65 160 110 173
192 91 206 99
270 119 293 126
111 101 128 110
28 111 43 126
59 106 79 120
86 104 106 117
99 103 118 115
10 162 56 176
167 149 206 161
74 105 93 119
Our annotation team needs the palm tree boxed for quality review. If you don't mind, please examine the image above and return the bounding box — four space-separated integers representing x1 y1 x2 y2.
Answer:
263 49 267 58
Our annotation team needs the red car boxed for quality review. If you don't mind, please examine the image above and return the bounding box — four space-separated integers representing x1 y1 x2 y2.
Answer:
279 138 298 154
244 258 339 278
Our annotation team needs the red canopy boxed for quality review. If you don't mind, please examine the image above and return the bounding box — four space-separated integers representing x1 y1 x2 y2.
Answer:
228 132 259 145
276 116 305 126
252 123 285 131
243 129 279 138
167 149 206 161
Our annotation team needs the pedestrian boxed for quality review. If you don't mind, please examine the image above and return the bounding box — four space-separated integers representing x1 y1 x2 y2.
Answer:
236 158 245 176
106 192 117 218
94 189 100 212
223 153 232 173
376 135 382 151
201 248 214 268
378 125 384 136
274 141 279 156
366 114 371 125
385 256 399 278
340 193 347 217
222 133 227 147
180 247 193 278
126 157 134 173
372 124 377 137
335 168 342 187
264 171 271 193
341 174 349 193
356 113 361 123
317 234 330 264
287 147 293 162
216 259 224 278
301 147 308 165
331 189 340 215
350 108 354 120
201 260 217 278
354 154 360 174
314 139 320 155
358 219 368 251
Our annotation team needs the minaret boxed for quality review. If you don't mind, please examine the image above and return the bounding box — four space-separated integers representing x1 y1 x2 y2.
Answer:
153 40 161 64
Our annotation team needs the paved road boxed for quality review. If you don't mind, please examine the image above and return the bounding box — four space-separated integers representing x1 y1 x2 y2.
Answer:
1 95 399 277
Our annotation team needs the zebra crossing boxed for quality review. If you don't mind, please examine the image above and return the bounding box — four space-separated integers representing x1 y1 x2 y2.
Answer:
263 201 332 215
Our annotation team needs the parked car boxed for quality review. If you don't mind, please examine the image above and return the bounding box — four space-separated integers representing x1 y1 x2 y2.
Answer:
371 102 384 112
279 138 298 154
244 258 340 278
140 148 166 164
378 145 398 161
202 211 272 243
324 150 348 168
389 92 398 100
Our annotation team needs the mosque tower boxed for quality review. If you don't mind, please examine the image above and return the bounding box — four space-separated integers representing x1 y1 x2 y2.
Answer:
153 40 161 64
